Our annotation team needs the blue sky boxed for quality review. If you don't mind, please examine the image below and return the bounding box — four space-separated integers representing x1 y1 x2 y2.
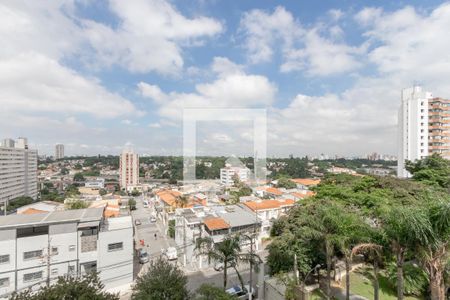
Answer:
1 0 450 157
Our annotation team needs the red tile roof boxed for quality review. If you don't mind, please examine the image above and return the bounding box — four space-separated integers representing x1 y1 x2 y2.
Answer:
204 217 230 231
244 199 295 211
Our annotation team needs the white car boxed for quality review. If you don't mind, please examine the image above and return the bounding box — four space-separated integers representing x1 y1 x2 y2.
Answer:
226 285 254 300
165 247 178 260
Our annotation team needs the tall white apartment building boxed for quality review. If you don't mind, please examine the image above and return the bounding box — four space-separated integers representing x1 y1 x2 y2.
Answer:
0 208 133 297
54 144 64 160
220 166 251 186
398 87 450 177
398 86 432 177
0 137 38 205
119 149 139 190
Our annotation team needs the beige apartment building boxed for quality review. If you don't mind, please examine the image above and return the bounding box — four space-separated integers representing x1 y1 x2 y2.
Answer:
119 149 139 190
0 137 38 205
428 98 450 159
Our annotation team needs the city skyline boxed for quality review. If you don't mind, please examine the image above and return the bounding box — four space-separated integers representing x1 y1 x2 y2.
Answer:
1 1 450 157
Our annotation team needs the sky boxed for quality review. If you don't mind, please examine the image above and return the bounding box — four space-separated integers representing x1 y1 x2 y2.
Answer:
1 0 450 158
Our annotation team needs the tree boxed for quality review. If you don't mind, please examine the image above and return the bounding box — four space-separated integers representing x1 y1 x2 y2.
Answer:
73 173 85 182
128 198 136 210
193 284 236 300
195 234 261 290
276 177 296 189
7 196 34 211
351 243 383 300
10 272 118 300
64 185 80 198
99 188 107 196
382 206 433 300
67 200 88 210
132 258 188 300
333 210 370 300
405 153 450 190
418 199 450 299
131 189 141 197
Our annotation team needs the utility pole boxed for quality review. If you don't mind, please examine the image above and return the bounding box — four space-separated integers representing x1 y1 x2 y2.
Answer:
183 216 187 267
249 233 253 300
47 237 51 287
294 253 299 285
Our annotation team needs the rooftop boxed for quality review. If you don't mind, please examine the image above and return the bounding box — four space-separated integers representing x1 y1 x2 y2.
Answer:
290 178 321 186
0 207 104 229
204 217 230 231
244 199 295 211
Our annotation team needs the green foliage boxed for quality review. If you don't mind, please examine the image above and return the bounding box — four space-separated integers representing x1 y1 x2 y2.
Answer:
386 263 429 296
193 283 236 300
276 177 296 189
132 258 188 300
73 172 85 182
131 189 141 197
7 196 34 211
99 188 107 196
64 185 80 198
195 234 261 290
168 220 175 239
128 198 136 210
406 153 450 190
67 200 88 210
9 272 118 300
60 167 69 175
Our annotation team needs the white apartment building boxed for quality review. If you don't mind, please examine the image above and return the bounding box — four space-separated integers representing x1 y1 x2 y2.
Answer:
54 144 64 160
220 166 250 186
0 138 38 205
0 208 133 298
398 86 433 178
119 150 139 190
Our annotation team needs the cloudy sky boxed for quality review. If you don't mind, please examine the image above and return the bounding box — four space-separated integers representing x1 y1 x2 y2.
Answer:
1 0 450 157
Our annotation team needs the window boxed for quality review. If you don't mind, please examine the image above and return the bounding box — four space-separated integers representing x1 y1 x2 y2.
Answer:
51 268 58 275
68 245 76 252
0 254 9 264
0 277 9 288
17 226 49 238
23 250 43 260
107 242 123 252
23 271 43 283
51 247 58 255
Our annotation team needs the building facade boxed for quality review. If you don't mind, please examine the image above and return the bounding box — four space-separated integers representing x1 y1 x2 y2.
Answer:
0 138 38 205
119 150 139 190
398 87 450 177
54 144 64 160
0 208 133 297
220 166 250 186
428 98 450 159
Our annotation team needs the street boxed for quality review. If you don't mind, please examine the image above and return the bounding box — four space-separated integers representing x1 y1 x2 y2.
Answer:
130 195 267 299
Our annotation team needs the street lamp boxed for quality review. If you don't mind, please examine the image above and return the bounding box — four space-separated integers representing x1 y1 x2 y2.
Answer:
302 264 321 300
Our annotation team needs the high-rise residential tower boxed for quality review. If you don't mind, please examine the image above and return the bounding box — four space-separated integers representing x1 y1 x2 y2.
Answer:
0 137 38 206
119 149 139 190
428 98 450 159
55 144 64 160
398 86 450 177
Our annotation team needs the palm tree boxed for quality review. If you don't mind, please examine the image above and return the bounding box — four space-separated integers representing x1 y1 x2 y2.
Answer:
382 206 433 300
418 200 450 300
334 213 370 300
194 234 261 290
351 243 383 300
300 203 346 300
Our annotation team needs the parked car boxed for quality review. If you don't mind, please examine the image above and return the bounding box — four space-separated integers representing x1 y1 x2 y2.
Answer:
134 219 141 226
165 247 178 260
225 285 254 300
149 216 157 223
143 201 149 208
138 249 149 264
